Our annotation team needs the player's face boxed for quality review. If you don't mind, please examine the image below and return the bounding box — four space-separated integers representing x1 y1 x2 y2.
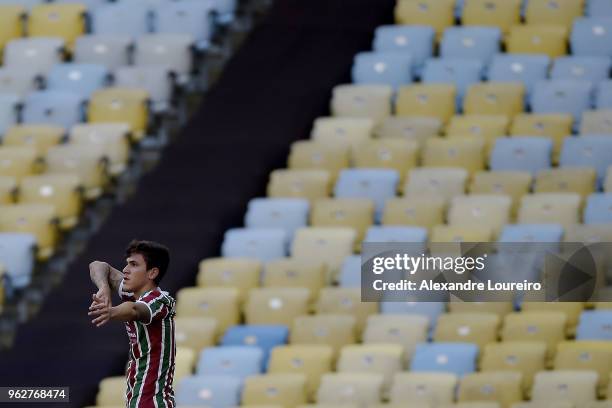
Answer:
122 253 149 292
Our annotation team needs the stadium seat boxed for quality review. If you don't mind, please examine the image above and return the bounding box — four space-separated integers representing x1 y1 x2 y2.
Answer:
596 80 612 109
267 169 331 203
375 116 442 146
351 52 413 89
175 287 240 334
311 198 374 244
0 146 38 181
511 402 574 408
457 371 523 407
517 193 581 228
551 56 611 84
73 35 132 70
221 228 286 261
580 110 612 134
0 176 15 204
422 137 485 174
571 17 612 56
534 168 596 197
530 80 593 124
487 55 550 96
525 0 584 29
564 224 612 243
242 373 308 407
91 3 150 37
22 91 82 129
372 25 435 75
506 25 568 58
446 114 510 153
337 344 404 394
461 0 521 34
3 125 64 157
0 5 24 55
113 66 173 112
95 376 125 406
554 341 612 394
389 372 456 406
521 303 584 334
221 325 289 364
531 370 598 404
382 196 445 231
28 4 85 49
316 373 384 407
196 346 263 378
584 193 612 224
440 27 502 64
263 258 326 301
403 167 468 201
311 117 374 149
394 0 454 37
176 346 200 383
576 310 612 340
196 257 261 300
364 225 428 243
315 288 378 333
363 314 429 361
175 375 242 407
290 314 357 353
69 123 130 176
396 84 456 123
498 224 564 242
510 113 573 163
587 0 612 16
0 233 36 288
0 203 57 260
351 139 418 180
0 68 38 98
88 88 149 140
421 58 484 102
380 301 445 328
331 85 393 123
489 137 552 175
334 169 399 222
560 135 612 184
434 313 500 349
0 94 20 136
46 63 109 101
606 167 612 192
431 224 495 242
288 141 349 181
174 317 217 352
481 341 547 390
244 287 310 326
4 37 64 75
134 33 194 81
464 83 525 117
245 198 309 237
448 302 514 318
153 0 214 50
447 195 512 236
410 342 479 377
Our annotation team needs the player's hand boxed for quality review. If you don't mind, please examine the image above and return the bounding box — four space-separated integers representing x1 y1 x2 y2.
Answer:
88 292 112 327
94 287 111 309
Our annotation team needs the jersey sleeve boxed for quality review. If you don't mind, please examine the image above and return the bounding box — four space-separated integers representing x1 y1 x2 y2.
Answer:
136 291 169 325
118 279 136 302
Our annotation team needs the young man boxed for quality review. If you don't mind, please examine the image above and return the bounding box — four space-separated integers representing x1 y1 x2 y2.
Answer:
89 240 176 408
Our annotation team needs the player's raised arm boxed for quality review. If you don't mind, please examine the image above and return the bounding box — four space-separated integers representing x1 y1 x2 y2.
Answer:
88 300 150 327
89 261 123 294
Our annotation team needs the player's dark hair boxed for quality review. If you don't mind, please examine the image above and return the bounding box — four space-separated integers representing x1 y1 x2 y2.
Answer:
126 240 170 285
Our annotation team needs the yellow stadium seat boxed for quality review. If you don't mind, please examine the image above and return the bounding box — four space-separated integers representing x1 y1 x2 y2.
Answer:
174 316 217 352
511 402 574 408
315 288 378 333
351 139 419 180
534 168 596 197
403 167 468 200
525 0 584 30
448 302 514 318
396 84 456 123
331 84 393 124
175 346 196 382
434 312 500 348
469 171 532 216
298 405 357 408
3 125 64 157
564 224 612 243
269 345 334 400
88 88 149 140
175 287 240 334
0 5 25 57
0 203 57 260
291 314 357 353
376 116 442 147
422 136 485 174
511 114 572 164
0 176 16 204
580 110 612 134
554 341 612 396
382 196 446 231
244 288 310 326
506 25 568 58
311 198 374 245
288 141 349 182
501 312 567 360
446 115 510 153
447 194 512 236
28 4 85 49
461 0 521 34
0 147 39 181
291 227 356 282
242 374 308 408
517 193 581 228
69 123 131 177
317 373 384 407
431 224 495 243
263 258 326 301
44 145 107 200
267 169 331 202
311 117 374 149
395 0 455 38
362 314 428 361
19 174 82 230
521 303 584 335
481 342 547 391
464 83 525 117
439 403 502 408
531 370 598 405
390 372 457 406
96 376 125 406
196 257 261 301
458 371 523 408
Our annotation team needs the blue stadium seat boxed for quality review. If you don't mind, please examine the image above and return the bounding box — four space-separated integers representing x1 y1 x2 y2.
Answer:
490 137 552 175
576 310 612 340
244 198 309 238
550 56 611 84
410 343 479 377
587 0 612 17
92 3 150 37
571 18 612 56
196 346 263 378
351 52 413 88
372 25 435 76
0 93 20 136
487 54 550 95
334 169 399 222
221 325 288 367
339 255 361 288
364 226 428 243
46 63 109 100
153 0 214 50
0 233 36 289
440 26 502 64
530 80 593 125
560 135 612 183
596 80 612 108
175 375 242 407
22 91 83 129
210 0 236 24
498 224 564 242
584 193 612 224
221 228 287 261
422 58 484 104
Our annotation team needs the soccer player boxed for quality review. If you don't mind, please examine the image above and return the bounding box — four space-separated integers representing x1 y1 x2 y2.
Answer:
88 240 176 408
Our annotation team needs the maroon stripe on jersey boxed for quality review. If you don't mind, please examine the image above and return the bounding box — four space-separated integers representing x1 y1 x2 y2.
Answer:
140 320 163 406
141 290 162 303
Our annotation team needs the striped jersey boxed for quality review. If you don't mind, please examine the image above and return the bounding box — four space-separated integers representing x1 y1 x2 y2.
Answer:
119 280 176 408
